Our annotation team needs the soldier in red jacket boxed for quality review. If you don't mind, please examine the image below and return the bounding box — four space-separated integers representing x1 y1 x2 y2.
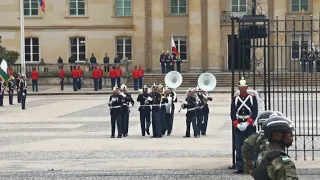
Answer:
109 65 117 90
132 66 140 90
138 64 144 89
98 65 104 89
92 66 99 91
71 66 79 91
116 65 122 87
77 66 83 90
31 68 39 92
60 66 65 90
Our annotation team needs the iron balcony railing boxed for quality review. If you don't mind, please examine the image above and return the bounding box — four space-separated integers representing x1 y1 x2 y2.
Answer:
221 10 252 22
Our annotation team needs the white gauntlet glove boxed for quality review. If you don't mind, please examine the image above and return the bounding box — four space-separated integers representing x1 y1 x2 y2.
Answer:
236 124 244 131
111 98 117 102
240 122 249 131
147 97 153 101
119 92 126 98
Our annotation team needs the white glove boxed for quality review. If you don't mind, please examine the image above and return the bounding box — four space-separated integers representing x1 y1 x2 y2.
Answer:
147 97 153 101
111 98 117 102
22 93 25 96
119 92 126 98
183 101 188 105
236 124 245 131
240 122 249 131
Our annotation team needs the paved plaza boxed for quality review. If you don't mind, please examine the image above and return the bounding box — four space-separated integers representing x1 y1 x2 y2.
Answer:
0 94 319 179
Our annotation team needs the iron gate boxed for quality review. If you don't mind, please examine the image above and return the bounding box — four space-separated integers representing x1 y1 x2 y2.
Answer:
230 14 320 165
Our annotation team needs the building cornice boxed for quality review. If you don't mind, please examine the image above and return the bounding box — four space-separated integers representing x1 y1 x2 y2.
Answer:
0 25 134 30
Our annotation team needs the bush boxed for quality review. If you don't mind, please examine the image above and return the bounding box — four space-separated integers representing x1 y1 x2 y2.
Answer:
0 45 20 65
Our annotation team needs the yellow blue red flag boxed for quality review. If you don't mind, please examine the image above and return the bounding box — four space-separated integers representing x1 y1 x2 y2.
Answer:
39 0 45 12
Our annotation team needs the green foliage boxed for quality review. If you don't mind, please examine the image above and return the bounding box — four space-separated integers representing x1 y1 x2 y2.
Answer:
0 45 20 65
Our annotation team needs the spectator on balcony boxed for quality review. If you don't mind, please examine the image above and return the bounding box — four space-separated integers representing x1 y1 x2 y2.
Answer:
31 68 39 92
92 66 99 91
77 66 83 90
138 64 144 89
90 53 97 70
103 53 110 73
109 65 117 90
114 54 121 64
59 66 65 91
57 56 63 64
116 65 122 87
71 66 79 91
132 66 140 91
98 65 104 89
68 55 76 71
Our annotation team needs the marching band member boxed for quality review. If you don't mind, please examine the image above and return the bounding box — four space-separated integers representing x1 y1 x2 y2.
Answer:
194 86 204 136
230 77 258 174
16 73 21 103
181 88 199 138
158 84 168 135
164 87 173 136
169 88 177 134
201 91 212 135
20 75 27 110
137 85 152 136
8 77 14 105
149 83 162 138
0 77 3 107
108 85 123 138
120 83 134 137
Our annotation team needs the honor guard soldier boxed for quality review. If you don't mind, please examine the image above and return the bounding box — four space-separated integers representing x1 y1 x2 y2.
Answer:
158 84 168 135
71 66 79 91
108 85 123 138
15 73 21 103
165 50 172 73
160 50 166 74
181 88 200 138
137 85 152 136
0 77 3 107
59 66 65 91
176 54 182 73
201 92 212 135
8 77 14 105
98 65 104 89
194 86 205 136
77 66 83 90
242 111 283 174
20 75 27 110
149 83 162 138
120 83 134 137
253 116 298 180
230 77 258 174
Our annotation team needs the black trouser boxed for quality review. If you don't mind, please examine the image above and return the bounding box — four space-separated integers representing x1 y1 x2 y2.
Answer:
121 108 129 136
196 110 204 136
165 113 173 135
185 115 198 137
99 78 102 89
111 113 122 137
60 78 64 90
161 63 165 74
32 80 38 92
171 63 175 71
17 89 21 103
8 90 13 105
152 108 161 137
0 91 3 106
140 109 151 136
166 63 171 73
77 78 82 89
21 91 26 109
177 63 181 72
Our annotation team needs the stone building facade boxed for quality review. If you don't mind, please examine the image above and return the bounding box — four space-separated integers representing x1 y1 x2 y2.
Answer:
0 0 318 72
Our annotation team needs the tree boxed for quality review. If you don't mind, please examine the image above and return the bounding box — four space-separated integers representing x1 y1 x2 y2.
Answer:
0 45 20 65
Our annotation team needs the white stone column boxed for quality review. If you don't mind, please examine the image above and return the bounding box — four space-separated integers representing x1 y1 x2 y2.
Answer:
188 0 202 72
132 0 146 67
151 0 164 73
207 0 221 72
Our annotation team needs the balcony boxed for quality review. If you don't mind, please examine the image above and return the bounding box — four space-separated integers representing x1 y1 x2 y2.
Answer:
221 11 252 22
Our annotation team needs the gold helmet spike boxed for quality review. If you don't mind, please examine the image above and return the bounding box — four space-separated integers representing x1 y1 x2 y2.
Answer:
161 50 164 53
166 50 170 54
238 76 248 87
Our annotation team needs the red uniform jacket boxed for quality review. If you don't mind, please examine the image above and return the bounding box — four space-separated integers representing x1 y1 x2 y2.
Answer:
132 69 139 79
60 69 65 78
116 68 122 78
99 69 104 78
138 68 144 77
8 69 13 77
78 69 83 77
92 69 99 79
109 69 117 79
31 71 39 80
71 69 79 78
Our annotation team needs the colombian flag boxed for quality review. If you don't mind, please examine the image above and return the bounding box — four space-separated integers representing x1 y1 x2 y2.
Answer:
39 0 45 12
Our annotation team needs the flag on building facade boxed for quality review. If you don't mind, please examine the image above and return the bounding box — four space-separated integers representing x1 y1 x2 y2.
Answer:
39 0 46 12
171 36 179 56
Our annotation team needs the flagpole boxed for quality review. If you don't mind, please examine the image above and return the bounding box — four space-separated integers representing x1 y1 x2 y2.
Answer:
20 0 25 76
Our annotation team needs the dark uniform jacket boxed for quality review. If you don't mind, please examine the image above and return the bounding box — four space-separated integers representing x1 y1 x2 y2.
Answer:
109 94 123 114
160 54 165 64
150 92 161 111
183 96 197 117
137 93 151 112
165 54 172 65
121 92 134 113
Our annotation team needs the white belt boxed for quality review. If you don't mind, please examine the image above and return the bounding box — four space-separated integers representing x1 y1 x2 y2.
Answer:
122 104 128 106
152 104 161 106
187 108 196 111
238 115 250 119
111 106 121 109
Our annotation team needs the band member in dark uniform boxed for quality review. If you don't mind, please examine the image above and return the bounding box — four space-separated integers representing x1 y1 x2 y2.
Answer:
15 73 21 103
160 50 166 74
164 87 173 136
108 85 123 138
201 92 212 135
20 75 27 110
181 88 199 138
194 86 204 136
176 55 182 73
165 50 172 73
169 88 177 135
230 77 258 174
0 77 3 107
137 85 152 136
120 83 134 137
8 78 14 105
149 83 162 138
158 84 168 135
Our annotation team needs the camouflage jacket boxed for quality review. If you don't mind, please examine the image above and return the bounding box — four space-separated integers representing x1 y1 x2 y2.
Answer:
256 143 299 180
242 132 268 171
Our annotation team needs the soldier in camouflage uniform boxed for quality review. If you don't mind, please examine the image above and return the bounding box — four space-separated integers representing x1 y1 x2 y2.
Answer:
241 110 283 174
253 116 299 180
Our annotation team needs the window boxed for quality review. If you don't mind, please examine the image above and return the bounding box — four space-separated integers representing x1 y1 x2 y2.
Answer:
291 35 309 60
171 0 187 14
292 0 308 12
69 0 86 16
116 37 132 60
173 36 187 60
231 0 246 12
70 37 86 61
23 0 38 16
25 38 40 62
115 0 132 16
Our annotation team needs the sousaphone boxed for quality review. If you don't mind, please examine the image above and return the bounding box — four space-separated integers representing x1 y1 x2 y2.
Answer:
165 71 183 89
197 73 217 92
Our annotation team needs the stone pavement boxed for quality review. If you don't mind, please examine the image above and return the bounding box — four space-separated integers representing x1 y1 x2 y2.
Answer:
0 94 319 179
